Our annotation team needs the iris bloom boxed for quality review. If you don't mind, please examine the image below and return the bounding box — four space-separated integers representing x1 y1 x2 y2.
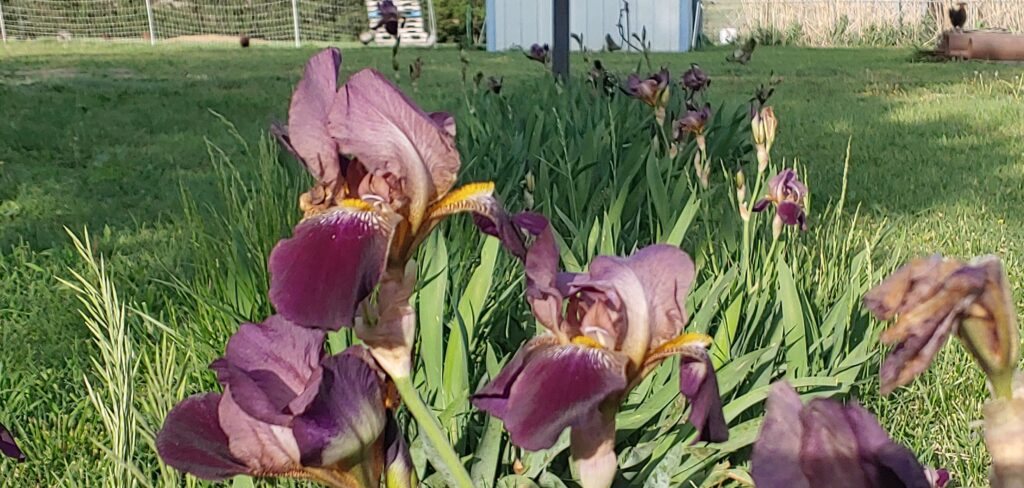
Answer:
157 316 413 488
525 43 550 64
624 68 671 123
270 48 503 376
681 63 711 94
752 168 808 236
373 0 402 36
472 214 727 488
864 255 1019 397
752 381 939 488
751 106 778 172
673 103 712 154
0 422 24 462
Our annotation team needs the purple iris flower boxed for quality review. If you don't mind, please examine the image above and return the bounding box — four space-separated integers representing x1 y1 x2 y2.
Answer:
0 422 24 462
269 48 505 333
752 169 808 231
623 68 671 109
673 103 712 144
157 315 412 487
681 63 711 93
472 214 727 488
372 0 402 36
525 43 550 64
752 381 935 488
864 255 1018 396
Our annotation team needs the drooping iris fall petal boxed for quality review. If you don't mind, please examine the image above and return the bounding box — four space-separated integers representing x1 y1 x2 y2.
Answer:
157 393 249 481
268 201 395 330
274 47 342 184
291 349 387 466
329 69 460 232
0 422 25 463
473 340 628 451
680 352 728 443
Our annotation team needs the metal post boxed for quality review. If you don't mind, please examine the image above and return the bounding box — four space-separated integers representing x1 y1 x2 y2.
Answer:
144 0 156 45
552 0 569 80
291 0 301 48
1 0 9 45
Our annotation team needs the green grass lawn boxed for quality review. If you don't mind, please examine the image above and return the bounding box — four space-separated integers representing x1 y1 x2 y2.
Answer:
1 41 1023 486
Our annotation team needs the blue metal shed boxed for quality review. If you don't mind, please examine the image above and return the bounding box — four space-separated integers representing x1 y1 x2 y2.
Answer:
486 0 699 52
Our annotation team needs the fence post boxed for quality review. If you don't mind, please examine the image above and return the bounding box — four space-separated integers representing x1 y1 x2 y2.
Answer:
0 0 7 45
144 0 156 45
552 0 569 80
291 0 301 47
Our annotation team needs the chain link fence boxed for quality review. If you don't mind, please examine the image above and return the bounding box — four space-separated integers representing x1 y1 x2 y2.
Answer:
0 0 376 44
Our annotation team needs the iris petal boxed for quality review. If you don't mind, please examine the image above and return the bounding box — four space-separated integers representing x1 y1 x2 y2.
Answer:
210 316 325 425
156 393 248 481
268 201 394 330
473 342 627 451
679 351 729 443
329 69 460 231
751 382 810 488
283 48 343 184
219 387 302 475
291 347 388 467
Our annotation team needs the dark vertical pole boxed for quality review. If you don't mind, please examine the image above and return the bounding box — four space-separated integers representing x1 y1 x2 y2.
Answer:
552 0 569 80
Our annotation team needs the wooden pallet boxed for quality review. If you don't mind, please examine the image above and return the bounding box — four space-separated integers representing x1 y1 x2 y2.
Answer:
365 0 433 46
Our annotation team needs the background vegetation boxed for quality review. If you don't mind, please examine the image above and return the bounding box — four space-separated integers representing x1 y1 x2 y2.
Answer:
1 43 1023 486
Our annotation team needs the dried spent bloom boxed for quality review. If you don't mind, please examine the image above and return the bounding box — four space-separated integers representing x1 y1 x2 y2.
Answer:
0 422 24 462
751 381 933 488
157 316 412 487
864 255 1019 397
623 68 670 109
269 49 504 335
681 63 711 93
372 0 403 36
472 214 727 488
525 43 550 64
752 168 808 235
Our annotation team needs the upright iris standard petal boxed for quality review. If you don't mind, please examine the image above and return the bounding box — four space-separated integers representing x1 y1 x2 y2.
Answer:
329 69 460 231
623 69 670 108
673 104 712 141
268 201 394 330
210 316 325 425
679 352 728 443
750 383 809 488
472 342 628 451
617 245 694 345
292 348 387 466
751 382 930 488
280 47 343 184
0 422 24 462
157 393 249 480
374 0 401 36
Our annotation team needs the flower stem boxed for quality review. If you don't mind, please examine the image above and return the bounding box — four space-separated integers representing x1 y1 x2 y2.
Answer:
392 375 474 488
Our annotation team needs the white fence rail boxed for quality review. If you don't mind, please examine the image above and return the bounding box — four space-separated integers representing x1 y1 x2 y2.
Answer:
702 0 1024 45
0 0 381 45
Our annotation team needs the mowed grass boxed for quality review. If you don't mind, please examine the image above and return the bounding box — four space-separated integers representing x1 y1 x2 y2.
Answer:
1 41 1023 486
